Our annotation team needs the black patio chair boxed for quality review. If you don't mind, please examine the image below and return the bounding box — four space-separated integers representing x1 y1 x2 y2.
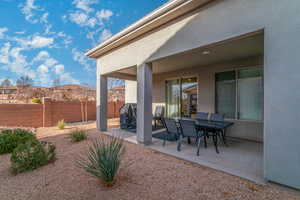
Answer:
208 113 226 153
130 104 137 128
195 112 209 120
153 106 165 127
210 113 224 121
178 119 205 156
161 118 180 146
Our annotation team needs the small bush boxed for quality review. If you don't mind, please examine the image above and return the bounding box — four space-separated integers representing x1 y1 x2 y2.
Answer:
32 98 42 104
0 129 36 154
10 140 56 174
77 137 125 187
57 119 65 130
69 129 87 142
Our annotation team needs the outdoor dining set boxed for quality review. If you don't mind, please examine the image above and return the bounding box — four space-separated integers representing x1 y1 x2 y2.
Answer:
161 113 234 156
119 104 234 156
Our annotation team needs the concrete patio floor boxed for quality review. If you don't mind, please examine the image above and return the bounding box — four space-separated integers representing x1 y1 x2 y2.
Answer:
105 127 264 184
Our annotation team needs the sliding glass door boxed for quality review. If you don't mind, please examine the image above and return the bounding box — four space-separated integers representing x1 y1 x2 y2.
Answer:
166 77 198 118
165 79 180 118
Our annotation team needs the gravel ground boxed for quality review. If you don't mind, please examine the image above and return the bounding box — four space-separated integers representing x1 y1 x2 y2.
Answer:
0 122 299 200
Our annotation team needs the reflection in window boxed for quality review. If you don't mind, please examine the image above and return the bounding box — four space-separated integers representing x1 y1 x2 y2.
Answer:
215 67 263 121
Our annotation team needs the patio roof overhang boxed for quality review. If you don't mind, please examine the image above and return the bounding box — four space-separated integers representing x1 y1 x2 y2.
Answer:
85 0 214 59
103 31 264 80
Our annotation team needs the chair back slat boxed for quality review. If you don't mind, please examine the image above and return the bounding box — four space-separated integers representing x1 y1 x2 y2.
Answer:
210 113 224 121
179 119 198 137
163 118 178 134
196 112 209 120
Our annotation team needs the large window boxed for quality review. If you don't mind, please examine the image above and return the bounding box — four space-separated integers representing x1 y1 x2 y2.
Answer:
215 67 263 121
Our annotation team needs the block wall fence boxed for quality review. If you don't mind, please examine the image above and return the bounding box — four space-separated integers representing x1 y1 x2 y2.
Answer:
0 98 124 128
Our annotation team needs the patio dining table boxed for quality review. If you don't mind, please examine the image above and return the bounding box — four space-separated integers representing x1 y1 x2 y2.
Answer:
174 117 234 153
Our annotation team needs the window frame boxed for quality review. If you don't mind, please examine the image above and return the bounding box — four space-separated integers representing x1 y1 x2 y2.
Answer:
214 66 264 123
165 75 199 118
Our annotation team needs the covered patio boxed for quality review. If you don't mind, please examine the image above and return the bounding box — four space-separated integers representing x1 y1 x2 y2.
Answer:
101 31 265 183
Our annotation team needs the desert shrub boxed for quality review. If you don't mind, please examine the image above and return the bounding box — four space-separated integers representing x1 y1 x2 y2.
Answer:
10 140 56 174
32 98 42 104
57 119 65 130
0 129 36 154
69 129 87 142
77 137 125 186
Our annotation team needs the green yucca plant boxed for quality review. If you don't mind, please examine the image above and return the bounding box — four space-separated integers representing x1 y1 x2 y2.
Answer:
77 137 125 186
57 119 65 130
69 129 87 142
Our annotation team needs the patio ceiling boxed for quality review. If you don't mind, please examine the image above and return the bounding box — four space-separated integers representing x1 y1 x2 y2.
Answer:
107 32 263 79
152 32 264 74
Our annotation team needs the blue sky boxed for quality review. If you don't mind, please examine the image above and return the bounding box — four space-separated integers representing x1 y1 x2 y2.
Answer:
0 0 168 87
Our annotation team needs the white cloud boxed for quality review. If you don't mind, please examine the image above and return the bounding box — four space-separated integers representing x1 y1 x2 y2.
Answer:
12 35 54 49
70 11 88 25
37 64 48 73
37 64 50 85
72 0 98 13
54 64 64 74
0 42 78 86
40 12 49 23
20 0 39 23
60 72 80 84
0 43 10 64
71 48 93 72
30 36 54 48
0 27 8 38
99 29 112 42
96 9 113 20
32 51 58 67
10 35 54 49
67 1 113 29
33 50 49 61
57 32 73 48
53 64 79 84
69 11 98 28
0 44 36 79
20 0 50 25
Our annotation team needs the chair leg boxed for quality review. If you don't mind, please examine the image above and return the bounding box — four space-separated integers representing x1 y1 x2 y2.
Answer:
177 135 182 151
163 134 166 146
212 134 219 154
187 137 191 144
197 137 201 156
204 135 207 148
221 129 228 147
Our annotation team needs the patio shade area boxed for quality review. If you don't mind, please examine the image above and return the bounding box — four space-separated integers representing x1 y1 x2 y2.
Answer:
102 32 265 184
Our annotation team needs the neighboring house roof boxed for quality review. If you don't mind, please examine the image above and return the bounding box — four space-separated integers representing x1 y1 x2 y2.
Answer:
86 0 213 58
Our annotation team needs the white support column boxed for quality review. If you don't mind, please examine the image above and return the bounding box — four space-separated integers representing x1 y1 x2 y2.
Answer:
137 63 153 145
96 74 108 131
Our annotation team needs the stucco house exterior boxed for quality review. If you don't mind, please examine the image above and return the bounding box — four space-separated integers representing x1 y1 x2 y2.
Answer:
86 0 300 190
